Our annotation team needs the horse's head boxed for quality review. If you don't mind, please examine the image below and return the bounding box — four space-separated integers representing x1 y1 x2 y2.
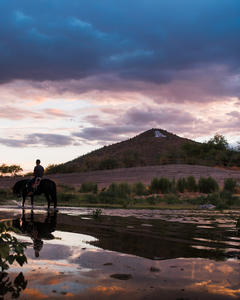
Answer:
13 180 28 197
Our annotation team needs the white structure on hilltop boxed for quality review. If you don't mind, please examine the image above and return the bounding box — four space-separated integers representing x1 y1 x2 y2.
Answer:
154 130 166 138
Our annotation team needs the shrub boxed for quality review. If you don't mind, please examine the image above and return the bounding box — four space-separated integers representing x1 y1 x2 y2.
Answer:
186 176 198 192
198 177 219 194
58 184 75 193
223 178 237 193
162 194 179 204
81 193 98 203
150 177 171 193
177 177 187 193
98 158 119 170
107 182 131 198
98 182 131 204
79 182 98 193
206 190 237 209
150 178 160 193
58 193 79 202
158 178 172 193
133 182 147 196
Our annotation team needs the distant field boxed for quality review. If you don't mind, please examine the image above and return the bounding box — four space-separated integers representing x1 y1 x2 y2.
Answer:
1 164 240 189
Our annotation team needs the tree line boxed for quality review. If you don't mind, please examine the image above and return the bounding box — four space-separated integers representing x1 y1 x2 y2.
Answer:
0 164 23 176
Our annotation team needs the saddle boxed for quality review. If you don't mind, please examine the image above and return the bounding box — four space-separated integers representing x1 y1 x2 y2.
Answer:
32 177 41 190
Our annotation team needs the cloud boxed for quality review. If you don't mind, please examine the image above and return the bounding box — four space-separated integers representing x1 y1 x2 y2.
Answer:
0 0 240 99
0 133 78 148
0 106 71 120
73 105 203 143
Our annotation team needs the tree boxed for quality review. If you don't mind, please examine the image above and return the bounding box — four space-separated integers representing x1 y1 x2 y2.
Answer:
0 164 23 176
207 134 228 151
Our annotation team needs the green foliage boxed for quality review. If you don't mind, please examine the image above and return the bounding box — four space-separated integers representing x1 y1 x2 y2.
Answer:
207 134 228 151
0 164 23 176
150 177 172 193
0 188 12 201
58 193 79 202
206 190 237 209
58 184 75 193
45 163 77 174
98 182 132 204
133 182 147 196
92 208 102 219
186 176 198 192
79 182 98 193
223 178 237 193
177 177 186 193
198 177 219 194
0 223 28 299
98 158 119 170
162 194 179 204
182 134 240 167
81 193 98 203
122 151 140 168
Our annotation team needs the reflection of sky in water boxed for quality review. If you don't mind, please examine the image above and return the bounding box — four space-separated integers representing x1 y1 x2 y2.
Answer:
2 208 240 299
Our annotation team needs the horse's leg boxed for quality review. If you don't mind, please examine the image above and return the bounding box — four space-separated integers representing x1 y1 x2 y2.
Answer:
22 193 26 208
45 193 50 210
51 190 58 211
31 195 34 209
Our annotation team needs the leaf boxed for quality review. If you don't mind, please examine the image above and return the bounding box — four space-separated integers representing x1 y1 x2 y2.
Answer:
0 244 10 259
16 255 27 267
7 255 15 265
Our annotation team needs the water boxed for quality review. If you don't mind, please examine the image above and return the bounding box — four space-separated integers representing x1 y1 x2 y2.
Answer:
1 207 240 299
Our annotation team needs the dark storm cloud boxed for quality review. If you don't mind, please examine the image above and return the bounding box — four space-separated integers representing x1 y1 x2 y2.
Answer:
0 133 76 147
1 0 240 86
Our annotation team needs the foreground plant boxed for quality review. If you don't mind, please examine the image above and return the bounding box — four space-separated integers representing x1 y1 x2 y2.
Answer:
0 222 28 299
92 208 102 219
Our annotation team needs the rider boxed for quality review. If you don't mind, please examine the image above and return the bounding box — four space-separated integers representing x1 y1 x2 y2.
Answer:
28 159 44 195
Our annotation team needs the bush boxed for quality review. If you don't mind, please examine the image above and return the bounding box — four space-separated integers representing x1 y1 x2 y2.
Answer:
133 182 147 196
58 193 79 202
186 176 198 192
79 182 98 193
108 182 131 198
198 177 219 194
150 177 172 193
206 190 237 209
98 182 131 204
223 178 237 193
177 177 186 193
162 194 179 204
81 193 98 203
58 184 75 193
98 158 119 170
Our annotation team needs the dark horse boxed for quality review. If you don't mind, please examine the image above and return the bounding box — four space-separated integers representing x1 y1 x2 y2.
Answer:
13 179 57 210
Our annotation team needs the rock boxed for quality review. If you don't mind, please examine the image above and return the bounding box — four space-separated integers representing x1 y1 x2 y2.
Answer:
110 274 132 280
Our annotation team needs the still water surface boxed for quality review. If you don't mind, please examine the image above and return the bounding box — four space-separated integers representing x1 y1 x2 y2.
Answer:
1 207 240 299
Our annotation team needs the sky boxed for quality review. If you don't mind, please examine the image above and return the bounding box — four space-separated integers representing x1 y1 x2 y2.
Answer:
0 0 240 172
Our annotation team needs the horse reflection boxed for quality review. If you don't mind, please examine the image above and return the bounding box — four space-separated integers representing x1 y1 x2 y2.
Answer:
13 210 57 257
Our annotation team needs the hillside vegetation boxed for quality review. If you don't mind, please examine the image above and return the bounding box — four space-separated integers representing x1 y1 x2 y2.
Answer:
45 129 240 174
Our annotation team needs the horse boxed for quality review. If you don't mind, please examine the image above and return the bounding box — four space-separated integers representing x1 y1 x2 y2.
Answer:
13 178 58 210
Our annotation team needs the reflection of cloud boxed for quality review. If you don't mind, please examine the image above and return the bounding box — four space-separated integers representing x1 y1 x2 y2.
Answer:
92 285 125 295
194 280 240 298
24 288 48 299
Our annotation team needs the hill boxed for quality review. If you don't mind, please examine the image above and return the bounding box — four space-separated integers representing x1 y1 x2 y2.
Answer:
46 129 198 173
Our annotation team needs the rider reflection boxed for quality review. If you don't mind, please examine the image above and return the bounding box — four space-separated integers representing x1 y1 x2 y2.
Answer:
13 210 57 258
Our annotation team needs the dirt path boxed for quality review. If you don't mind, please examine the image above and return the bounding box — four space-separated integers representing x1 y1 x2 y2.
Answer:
1 164 240 189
